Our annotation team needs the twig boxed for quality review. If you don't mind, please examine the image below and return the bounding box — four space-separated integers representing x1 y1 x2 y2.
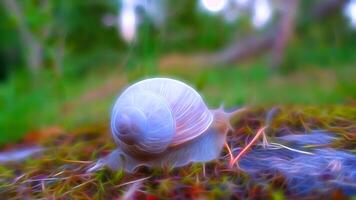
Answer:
113 176 151 189
224 142 234 162
61 159 93 164
229 126 267 168
267 142 314 155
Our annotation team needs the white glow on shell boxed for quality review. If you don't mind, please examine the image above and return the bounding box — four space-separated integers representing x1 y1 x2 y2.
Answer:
201 0 228 13
119 8 137 42
252 0 272 29
344 0 356 28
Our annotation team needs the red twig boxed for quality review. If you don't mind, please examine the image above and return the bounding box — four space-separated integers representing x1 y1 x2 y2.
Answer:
229 126 267 168
224 142 234 163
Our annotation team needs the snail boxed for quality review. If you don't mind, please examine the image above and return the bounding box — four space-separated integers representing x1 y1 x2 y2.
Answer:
90 78 245 172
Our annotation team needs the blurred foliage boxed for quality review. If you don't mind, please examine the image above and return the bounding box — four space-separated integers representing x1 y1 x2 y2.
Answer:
0 0 355 145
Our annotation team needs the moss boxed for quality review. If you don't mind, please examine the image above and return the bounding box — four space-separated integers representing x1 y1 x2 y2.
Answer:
0 106 354 199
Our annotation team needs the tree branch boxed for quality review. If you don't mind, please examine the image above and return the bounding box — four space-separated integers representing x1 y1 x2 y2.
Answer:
159 0 346 70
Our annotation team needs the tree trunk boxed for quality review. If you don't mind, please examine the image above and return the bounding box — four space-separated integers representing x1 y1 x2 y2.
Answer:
270 0 298 69
2 0 43 74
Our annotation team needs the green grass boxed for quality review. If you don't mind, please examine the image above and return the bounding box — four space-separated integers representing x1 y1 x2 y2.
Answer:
0 60 355 145
0 68 121 145
165 63 355 107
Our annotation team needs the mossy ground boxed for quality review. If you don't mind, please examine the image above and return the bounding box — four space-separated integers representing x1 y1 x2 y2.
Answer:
0 106 355 199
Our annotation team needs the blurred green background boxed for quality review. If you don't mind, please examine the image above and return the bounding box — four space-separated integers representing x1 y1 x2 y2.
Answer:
0 0 355 145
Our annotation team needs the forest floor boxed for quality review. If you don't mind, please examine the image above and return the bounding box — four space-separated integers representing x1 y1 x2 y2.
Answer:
0 105 355 199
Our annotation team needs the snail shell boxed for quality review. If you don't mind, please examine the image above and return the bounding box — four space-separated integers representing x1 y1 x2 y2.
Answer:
102 78 241 172
111 78 213 156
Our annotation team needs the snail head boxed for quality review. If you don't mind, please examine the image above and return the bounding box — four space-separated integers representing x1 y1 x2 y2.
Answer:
211 106 247 135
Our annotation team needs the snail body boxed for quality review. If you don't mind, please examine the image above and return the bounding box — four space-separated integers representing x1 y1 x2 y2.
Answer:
101 78 241 172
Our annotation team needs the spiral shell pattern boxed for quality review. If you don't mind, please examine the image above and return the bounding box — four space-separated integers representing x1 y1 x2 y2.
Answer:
111 78 214 151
